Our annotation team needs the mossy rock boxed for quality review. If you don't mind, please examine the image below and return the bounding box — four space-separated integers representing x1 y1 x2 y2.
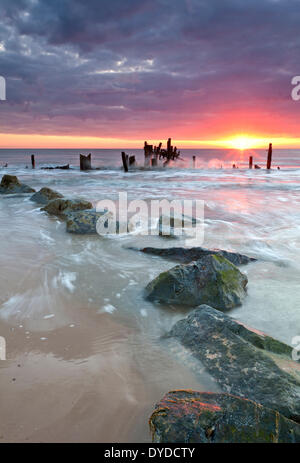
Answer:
30 187 64 205
145 254 247 310
0 174 35 194
66 209 108 234
41 198 93 219
150 391 300 443
169 305 300 422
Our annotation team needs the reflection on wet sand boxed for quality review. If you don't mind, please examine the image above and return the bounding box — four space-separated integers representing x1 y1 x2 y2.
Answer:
0 311 211 442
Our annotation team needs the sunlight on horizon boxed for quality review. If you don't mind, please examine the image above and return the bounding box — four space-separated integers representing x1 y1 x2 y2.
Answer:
1 133 300 149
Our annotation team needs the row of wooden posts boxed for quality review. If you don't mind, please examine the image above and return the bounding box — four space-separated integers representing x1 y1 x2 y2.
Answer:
28 142 274 171
121 138 181 172
235 143 273 170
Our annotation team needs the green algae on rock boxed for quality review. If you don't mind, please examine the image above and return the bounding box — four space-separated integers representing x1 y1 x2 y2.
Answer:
145 254 248 310
149 390 300 443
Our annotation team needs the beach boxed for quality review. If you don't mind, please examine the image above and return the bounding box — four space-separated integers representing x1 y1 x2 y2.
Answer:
0 148 300 441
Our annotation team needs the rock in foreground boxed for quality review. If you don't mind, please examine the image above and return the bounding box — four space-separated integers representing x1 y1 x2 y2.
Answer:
66 210 108 234
0 175 35 194
169 305 300 421
41 198 93 219
145 254 248 310
140 246 256 265
30 187 64 205
150 390 300 443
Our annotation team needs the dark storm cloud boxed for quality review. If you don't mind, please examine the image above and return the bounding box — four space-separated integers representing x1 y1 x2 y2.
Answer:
0 0 299 138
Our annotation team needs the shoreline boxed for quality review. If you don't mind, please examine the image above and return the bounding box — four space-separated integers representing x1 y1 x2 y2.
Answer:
0 171 299 442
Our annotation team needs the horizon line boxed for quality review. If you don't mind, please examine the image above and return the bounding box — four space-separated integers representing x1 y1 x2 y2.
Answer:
1 133 300 149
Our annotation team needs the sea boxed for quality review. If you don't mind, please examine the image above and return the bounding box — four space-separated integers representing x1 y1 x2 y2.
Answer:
0 148 299 442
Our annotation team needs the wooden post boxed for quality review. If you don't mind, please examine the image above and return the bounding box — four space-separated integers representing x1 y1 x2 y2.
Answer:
193 155 196 169
167 138 171 154
80 153 92 170
151 158 157 167
144 142 152 167
31 154 35 169
121 152 128 172
249 156 253 169
267 143 272 169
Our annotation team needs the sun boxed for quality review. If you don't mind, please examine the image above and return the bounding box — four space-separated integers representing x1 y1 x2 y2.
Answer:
227 135 258 150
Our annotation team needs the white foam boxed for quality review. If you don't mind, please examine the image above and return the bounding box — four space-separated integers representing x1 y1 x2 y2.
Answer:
102 304 116 314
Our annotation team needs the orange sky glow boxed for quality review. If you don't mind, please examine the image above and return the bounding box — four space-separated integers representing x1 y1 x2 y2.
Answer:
1 133 300 150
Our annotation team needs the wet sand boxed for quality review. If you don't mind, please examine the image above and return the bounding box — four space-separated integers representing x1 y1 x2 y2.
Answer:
0 309 215 442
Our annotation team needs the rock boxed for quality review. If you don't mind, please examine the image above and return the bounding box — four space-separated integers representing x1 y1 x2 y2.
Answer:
145 254 248 310
41 164 69 170
66 209 126 235
149 390 300 443
140 246 256 265
158 223 178 239
41 198 93 219
159 212 198 229
30 187 64 205
169 305 300 422
66 210 108 234
0 175 35 194
157 212 199 238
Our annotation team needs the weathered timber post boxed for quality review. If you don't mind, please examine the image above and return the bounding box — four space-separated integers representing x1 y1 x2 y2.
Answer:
144 141 153 167
267 143 272 170
121 152 128 172
249 156 253 169
31 154 35 169
151 157 157 167
167 138 171 154
193 155 196 169
80 153 92 170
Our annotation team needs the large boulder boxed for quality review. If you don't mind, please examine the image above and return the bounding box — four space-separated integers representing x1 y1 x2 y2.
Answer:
140 246 256 266
149 391 300 443
145 254 248 310
30 187 64 205
168 305 300 422
0 175 35 194
41 198 93 219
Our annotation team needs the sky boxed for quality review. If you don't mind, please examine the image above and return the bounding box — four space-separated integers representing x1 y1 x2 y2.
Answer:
0 0 300 148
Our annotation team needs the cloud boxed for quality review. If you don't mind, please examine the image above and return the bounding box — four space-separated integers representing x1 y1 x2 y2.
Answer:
0 0 300 141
